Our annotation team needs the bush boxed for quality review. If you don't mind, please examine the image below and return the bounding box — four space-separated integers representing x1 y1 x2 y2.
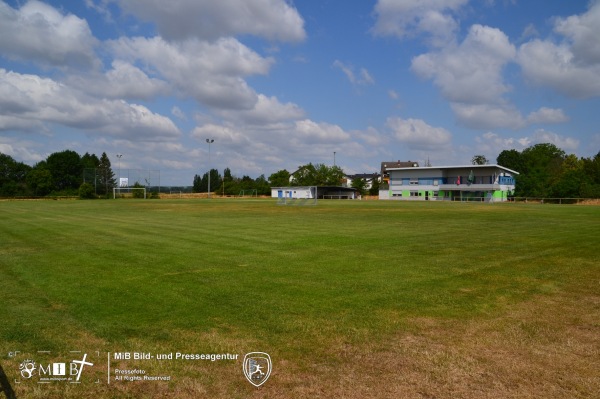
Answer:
132 182 145 198
79 182 96 199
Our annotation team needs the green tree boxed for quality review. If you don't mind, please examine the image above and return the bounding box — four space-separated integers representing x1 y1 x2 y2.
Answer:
471 155 489 165
268 169 290 187
78 182 96 199
580 152 600 198
291 163 317 185
517 143 565 197
497 149 523 172
45 150 82 192
97 152 116 196
239 175 254 191
291 163 344 186
194 169 221 194
0 152 31 196
324 165 344 186
81 152 100 169
26 164 53 196
132 182 145 198
199 173 209 193
550 168 589 198
369 177 381 196
223 168 234 183
254 174 271 195
208 168 221 195
582 151 600 185
351 177 367 196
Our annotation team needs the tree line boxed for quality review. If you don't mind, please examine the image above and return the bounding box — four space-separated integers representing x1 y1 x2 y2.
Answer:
2 143 599 199
496 143 600 198
193 163 346 196
0 150 115 198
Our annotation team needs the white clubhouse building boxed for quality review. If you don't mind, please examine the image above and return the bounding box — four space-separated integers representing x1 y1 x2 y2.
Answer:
379 164 518 202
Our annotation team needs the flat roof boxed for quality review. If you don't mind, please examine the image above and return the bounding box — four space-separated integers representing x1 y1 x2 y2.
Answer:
386 164 519 175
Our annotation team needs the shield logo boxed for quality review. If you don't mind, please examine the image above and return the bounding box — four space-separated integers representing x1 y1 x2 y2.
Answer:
242 352 272 387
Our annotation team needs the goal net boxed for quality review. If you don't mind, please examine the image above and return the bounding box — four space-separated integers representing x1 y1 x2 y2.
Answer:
113 187 147 199
239 189 258 198
276 186 317 206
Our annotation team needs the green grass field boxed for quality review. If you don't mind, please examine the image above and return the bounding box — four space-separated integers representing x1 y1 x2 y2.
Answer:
1 199 598 398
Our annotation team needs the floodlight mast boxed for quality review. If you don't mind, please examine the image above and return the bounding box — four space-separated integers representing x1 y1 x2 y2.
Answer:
206 139 214 198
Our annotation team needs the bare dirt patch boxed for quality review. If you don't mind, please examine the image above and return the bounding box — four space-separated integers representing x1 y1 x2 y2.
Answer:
259 290 599 399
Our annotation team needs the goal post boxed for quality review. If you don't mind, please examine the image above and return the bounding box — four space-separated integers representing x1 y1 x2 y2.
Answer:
113 187 147 199
238 189 258 198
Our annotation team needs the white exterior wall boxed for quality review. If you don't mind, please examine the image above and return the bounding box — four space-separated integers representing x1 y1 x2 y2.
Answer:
271 187 315 199
380 165 518 201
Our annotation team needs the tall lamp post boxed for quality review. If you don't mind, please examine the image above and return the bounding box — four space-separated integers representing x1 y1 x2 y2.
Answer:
206 139 214 198
116 154 122 187
333 151 336 167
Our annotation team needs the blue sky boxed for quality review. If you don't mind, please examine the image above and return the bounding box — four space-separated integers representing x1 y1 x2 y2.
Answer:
1 0 599 186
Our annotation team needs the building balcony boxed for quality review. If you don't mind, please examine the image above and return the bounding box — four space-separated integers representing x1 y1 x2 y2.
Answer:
438 183 501 191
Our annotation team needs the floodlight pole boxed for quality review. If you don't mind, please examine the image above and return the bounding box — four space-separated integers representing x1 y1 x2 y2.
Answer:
333 151 336 167
206 139 214 198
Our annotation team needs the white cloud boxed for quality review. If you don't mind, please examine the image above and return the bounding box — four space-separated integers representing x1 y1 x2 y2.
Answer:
333 61 375 86
0 136 45 163
412 24 520 129
518 39 600 99
517 2 600 98
0 69 180 140
475 129 580 159
451 103 525 130
519 23 539 42
109 36 273 109
532 129 579 151
475 132 530 156
190 124 250 149
372 0 468 46
68 61 170 100
355 126 388 147
554 2 600 66
412 25 516 104
0 1 98 68
115 0 306 42
386 117 451 151
171 106 186 120
526 107 569 124
294 120 351 143
217 94 305 125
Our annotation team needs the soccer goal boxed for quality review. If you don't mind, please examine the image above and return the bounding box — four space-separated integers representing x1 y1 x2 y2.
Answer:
276 186 317 206
113 187 146 199
239 189 258 198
